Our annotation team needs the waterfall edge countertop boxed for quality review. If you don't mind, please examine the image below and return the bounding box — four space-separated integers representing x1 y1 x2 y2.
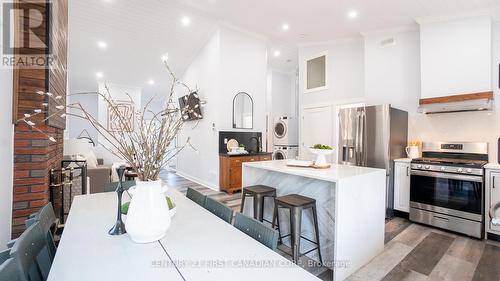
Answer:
242 160 387 281
219 152 272 157
243 159 385 183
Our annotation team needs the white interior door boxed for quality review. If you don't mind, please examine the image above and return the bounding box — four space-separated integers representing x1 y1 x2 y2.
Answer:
300 105 333 161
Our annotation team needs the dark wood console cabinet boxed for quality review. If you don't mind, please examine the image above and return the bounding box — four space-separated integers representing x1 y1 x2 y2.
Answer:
219 154 272 194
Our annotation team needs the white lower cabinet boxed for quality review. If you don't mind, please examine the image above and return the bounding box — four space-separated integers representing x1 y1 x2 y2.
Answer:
394 161 411 213
486 169 500 235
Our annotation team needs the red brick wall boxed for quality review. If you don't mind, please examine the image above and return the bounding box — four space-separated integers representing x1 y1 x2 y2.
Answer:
11 0 67 238
12 123 63 237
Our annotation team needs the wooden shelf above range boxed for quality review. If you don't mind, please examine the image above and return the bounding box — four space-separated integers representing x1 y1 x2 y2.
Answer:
419 91 494 105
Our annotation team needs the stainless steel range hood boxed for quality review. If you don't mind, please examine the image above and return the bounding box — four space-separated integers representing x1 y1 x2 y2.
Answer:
418 92 494 114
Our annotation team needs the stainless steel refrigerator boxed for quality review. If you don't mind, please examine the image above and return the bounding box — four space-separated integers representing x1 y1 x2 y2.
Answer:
338 104 408 217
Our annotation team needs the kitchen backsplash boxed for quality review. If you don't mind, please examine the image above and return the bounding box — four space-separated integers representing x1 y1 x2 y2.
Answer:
218 131 262 154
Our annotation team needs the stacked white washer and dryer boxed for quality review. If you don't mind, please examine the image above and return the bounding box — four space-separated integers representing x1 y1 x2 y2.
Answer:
273 116 299 160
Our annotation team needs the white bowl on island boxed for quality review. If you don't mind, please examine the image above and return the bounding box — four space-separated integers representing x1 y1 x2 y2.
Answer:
309 147 334 167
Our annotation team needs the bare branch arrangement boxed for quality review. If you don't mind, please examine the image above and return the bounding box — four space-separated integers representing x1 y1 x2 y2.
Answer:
18 56 200 181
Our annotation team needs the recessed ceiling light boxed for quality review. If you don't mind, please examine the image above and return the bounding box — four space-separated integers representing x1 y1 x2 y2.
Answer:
148 79 155 85
181 16 191 26
348 10 358 19
96 72 104 79
282 24 289 31
97 41 107 49
161 54 169 63
273 50 281 57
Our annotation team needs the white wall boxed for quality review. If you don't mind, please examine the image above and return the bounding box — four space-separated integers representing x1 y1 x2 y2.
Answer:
364 28 421 113
297 39 365 158
176 26 269 189
298 39 365 108
96 83 142 164
219 26 268 132
176 30 221 189
0 69 14 248
266 69 298 148
270 70 295 117
67 92 98 142
0 0 14 248
420 16 492 98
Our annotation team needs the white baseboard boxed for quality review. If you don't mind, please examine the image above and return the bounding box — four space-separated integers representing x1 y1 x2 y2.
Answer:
174 170 220 192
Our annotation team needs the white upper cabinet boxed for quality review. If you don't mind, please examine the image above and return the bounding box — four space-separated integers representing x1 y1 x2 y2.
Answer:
419 16 492 98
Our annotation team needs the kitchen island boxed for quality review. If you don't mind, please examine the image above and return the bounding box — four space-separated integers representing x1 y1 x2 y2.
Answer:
242 160 386 281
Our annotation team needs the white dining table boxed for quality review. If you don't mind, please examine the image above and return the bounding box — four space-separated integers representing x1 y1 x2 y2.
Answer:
47 188 321 281
46 192 183 281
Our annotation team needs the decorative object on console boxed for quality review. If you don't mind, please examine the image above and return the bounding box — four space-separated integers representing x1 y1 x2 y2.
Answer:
108 166 127 236
226 139 239 152
19 56 198 243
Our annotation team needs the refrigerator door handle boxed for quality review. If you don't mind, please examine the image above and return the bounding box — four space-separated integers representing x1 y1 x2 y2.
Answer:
360 109 366 166
355 111 361 166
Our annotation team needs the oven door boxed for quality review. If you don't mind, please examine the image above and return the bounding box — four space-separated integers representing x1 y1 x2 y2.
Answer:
410 170 483 219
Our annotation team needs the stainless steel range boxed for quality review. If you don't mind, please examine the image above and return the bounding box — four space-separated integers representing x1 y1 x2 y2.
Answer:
409 142 488 238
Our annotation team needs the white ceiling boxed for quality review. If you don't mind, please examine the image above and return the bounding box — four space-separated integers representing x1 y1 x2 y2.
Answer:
68 0 218 102
68 0 499 103
182 0 498 44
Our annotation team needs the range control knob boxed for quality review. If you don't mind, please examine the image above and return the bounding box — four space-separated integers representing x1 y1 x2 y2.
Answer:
457 168 464 173
440 167 446 171
425 165 431 170
466 168 473 174
417 164 422 169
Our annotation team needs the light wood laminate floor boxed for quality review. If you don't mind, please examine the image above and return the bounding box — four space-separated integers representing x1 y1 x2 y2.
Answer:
161 171 500 281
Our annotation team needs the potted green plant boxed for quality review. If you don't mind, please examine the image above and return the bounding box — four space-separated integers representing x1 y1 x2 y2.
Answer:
309 144 334 167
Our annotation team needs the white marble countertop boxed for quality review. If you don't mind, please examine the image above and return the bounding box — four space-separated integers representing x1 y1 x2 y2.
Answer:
485 163 500 170
394 158 412 162
243 160 385 183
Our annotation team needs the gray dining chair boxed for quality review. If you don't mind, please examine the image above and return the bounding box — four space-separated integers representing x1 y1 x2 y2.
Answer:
23 204 58 280
205 197 234 223
10 221 51 281
186 187 207 207
7 203 60 251
0 258 24 281
234 213 279 250
0 249 10 264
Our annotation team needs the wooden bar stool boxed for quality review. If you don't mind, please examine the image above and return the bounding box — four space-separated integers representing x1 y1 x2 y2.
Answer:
272 194 322 265
240 185 276 223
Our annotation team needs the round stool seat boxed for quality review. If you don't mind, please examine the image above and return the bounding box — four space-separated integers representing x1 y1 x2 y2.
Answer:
275 194 315 208
243 185 276 195
240 185 277 223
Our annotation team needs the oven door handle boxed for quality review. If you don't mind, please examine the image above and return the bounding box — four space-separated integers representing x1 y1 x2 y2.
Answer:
410 170 483 183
